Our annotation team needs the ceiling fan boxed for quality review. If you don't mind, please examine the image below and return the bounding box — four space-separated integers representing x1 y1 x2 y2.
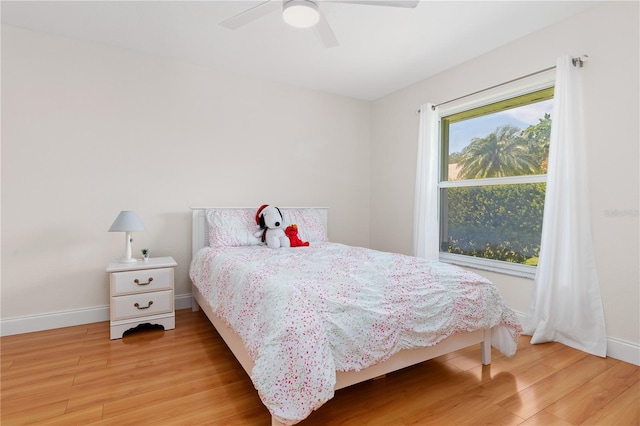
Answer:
220 0 420 48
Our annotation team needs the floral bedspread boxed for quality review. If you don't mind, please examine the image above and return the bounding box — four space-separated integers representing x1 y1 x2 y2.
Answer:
189 242 521 425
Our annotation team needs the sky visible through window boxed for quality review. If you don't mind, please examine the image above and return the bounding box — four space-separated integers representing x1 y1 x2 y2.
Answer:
448 99 554 154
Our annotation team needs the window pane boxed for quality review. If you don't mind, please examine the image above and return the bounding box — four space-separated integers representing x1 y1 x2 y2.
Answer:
445 96 553 181
440 183 545 265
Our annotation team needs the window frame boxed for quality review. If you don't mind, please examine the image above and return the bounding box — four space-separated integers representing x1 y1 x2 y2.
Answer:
436 70 556 278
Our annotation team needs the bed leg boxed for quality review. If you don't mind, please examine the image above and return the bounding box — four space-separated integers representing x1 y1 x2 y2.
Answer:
481 328 492 365
191 285 200 312
271 416 285 426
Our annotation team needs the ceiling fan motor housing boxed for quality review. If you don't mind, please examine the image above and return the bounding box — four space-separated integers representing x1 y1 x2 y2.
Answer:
283 0 320 28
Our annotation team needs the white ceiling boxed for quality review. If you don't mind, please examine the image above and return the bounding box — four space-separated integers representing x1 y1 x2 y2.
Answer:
1 1 601 101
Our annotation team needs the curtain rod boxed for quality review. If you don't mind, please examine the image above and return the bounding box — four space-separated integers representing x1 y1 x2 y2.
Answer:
417 55 588 114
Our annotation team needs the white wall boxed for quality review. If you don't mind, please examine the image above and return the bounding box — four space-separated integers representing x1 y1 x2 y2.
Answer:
370 1 639 360
1 25 371 325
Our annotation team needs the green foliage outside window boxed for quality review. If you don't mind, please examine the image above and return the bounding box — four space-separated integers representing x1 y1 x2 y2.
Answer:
444 183 546 265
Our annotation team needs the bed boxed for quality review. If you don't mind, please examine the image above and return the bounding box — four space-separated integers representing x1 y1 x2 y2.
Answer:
189 207 521 425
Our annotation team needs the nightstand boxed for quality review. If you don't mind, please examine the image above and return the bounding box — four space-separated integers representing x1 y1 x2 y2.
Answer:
106 256 177 339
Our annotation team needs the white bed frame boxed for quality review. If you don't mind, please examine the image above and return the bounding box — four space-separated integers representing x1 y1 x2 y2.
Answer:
190 207 491 425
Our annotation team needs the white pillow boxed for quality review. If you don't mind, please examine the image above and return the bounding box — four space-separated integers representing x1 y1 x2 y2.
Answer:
206 209 260 247
282 209 327 242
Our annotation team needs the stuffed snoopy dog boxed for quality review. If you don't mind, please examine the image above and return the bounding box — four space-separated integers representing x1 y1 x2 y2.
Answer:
255 205 290 249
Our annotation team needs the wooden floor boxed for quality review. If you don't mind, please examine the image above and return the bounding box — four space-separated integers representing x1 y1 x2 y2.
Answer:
2 309 638 426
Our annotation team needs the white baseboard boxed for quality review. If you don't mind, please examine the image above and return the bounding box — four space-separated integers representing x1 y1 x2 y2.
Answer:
514 311 639 366
0 294 194 337
606 337 640 366
0 305 109 337
2 301 638 366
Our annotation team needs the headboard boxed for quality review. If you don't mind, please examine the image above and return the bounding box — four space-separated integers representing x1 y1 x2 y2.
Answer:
190 207 329 258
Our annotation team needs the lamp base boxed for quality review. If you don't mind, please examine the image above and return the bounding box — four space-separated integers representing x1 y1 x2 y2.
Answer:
119 231 137 263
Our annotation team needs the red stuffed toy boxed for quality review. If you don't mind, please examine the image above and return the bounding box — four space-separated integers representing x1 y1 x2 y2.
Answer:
285 224 309 247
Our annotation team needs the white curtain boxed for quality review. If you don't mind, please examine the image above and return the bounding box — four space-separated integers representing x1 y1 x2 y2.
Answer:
523 55 607 357
413 104 440 260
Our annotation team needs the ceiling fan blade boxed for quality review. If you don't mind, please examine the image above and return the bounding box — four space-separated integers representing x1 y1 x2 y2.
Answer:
314 9 339 48
330 0 419 8
220 0 282 30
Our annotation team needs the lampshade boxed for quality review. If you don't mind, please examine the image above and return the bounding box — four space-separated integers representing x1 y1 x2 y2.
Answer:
108 211 145 232
283 0 320 28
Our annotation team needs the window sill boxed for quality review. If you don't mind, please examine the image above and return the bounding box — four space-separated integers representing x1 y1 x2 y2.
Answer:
439 252 536 279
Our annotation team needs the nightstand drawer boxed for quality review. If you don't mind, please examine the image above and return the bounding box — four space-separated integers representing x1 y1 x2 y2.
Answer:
111 290 173 321
111 267 173 295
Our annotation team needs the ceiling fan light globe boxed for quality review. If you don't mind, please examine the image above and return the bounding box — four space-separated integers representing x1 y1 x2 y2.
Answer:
283 0 320 28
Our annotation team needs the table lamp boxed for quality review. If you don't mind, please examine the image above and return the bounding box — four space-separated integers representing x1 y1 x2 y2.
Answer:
108 211 145 263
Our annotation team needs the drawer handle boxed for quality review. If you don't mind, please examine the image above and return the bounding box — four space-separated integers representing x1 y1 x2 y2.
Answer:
134 277 153 286
134 301 154 310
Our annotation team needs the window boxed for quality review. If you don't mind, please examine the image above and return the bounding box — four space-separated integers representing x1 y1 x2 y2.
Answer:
439 87 553 277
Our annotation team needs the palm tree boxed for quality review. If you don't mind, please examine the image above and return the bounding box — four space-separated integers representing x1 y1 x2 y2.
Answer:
458 125 538 179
